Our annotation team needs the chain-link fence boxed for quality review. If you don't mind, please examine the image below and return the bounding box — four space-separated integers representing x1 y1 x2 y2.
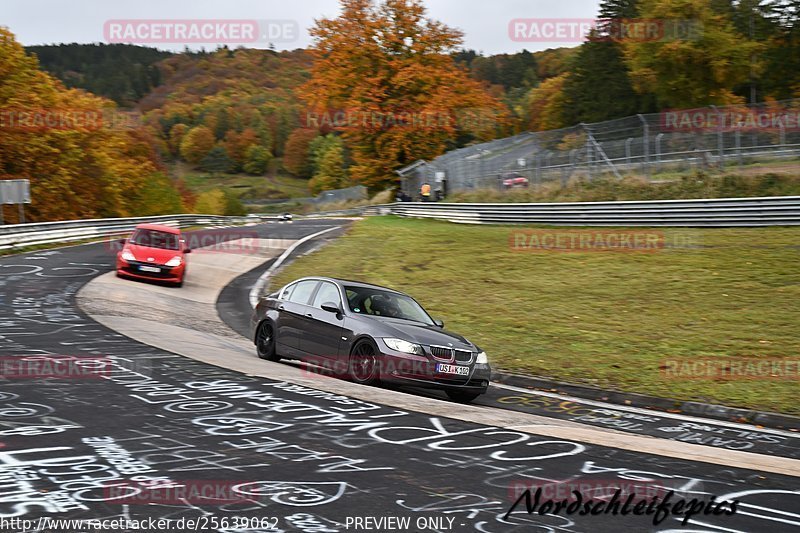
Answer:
400 99 800 197
312 185 367 204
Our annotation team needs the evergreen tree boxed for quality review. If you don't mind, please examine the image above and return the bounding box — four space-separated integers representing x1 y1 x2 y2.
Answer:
561 39 654 124
200 146 234 174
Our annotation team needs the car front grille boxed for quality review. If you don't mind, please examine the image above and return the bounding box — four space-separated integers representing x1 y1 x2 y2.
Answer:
428 346 474 364
429 346 452 359
454 349 472 364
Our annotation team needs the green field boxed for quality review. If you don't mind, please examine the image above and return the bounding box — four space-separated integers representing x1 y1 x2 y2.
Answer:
271 216 800 415
176 162 312 201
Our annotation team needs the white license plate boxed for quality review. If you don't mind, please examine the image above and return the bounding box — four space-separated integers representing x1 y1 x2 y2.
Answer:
139 266 161 273
436 364 470 376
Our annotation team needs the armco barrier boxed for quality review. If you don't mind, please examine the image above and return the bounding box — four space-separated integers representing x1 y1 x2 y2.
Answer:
0 214 268 251
8 195 799 250
383 196 800 226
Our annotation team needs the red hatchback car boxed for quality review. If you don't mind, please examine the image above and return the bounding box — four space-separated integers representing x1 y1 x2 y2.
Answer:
116 224 190 287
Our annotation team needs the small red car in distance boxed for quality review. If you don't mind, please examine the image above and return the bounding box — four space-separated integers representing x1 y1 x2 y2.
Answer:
116 224 190 287
502 175 530 189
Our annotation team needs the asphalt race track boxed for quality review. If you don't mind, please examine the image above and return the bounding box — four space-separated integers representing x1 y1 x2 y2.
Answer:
0 220 797 533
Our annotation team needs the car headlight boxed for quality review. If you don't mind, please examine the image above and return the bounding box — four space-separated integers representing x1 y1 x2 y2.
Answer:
475 351 489 364
121 250 136 262
382 338 423 355
165 256 183 267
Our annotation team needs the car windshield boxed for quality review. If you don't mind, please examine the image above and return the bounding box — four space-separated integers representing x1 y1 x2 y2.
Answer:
345 286 434 325
129 229 179 250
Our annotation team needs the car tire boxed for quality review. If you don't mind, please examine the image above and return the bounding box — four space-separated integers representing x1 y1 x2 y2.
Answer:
349 339 380 386
446 390 481 404
175 279 184 288
256 321 280 361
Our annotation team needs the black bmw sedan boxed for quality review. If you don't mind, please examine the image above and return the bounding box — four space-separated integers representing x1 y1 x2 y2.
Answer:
250 277 491 403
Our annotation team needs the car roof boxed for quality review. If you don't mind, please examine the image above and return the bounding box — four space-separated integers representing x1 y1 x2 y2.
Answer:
134 223 181 234
292 276 403 294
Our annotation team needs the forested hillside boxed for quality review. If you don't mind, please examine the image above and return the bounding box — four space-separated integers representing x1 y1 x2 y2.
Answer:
26 43 172 107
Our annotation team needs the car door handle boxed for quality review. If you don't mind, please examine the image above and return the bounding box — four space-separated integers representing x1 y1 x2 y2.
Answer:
278 306 285 310
305 313 313 318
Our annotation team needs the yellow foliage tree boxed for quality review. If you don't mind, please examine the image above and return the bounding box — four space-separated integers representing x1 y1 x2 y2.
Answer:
527 73 570 131
193 189 226 215
622 0 762 108
179 126 215 164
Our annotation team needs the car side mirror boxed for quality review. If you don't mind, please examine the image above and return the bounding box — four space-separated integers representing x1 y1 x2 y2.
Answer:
321 302 341 314
434 318 444 328
184 248 192 253
118 238 127 245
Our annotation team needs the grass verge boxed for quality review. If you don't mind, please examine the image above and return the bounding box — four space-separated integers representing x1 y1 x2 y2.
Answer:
449 171 800 204
271 216 800 415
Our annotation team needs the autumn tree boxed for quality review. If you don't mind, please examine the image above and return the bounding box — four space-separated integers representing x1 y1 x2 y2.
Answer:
300 0 507 191
243 145 273 175
622 0 763 108
308 135 350 194
222 190 247 216
0 28 182 221
130 173 184 215
168 123 189 155
193 189 226 214
179 125 215 164
527 73 570 131
223 128 259 170
308 134 345 176
282 128 319 177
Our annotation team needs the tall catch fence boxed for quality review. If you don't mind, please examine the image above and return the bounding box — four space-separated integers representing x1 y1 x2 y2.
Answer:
400 99 800 196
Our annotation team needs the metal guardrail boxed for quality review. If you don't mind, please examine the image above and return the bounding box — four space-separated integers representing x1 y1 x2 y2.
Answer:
384 196 800 226
0 214 267 251
8 195 797 252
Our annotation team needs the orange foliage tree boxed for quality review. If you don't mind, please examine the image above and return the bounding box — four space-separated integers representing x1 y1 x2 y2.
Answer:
282 128 319 177
299 0 508 191
223 128 260 170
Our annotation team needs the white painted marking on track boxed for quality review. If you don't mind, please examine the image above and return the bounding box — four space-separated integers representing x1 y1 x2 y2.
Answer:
248 226 342 308
492 382 799 438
